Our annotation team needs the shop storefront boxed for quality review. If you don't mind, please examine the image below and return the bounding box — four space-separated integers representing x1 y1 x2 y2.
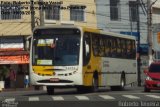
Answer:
0 36 29 89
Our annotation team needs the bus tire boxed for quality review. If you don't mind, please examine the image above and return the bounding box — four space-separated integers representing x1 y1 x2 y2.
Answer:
34 86 40 90
110 74 126 91
119 73 126 90
91 72 99 92
120 76 126 90
47 86 54 95
77 86 86 93
92 77 98 92
110 86 119 91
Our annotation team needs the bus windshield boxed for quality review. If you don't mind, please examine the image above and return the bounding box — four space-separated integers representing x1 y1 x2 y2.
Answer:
32 28 80 66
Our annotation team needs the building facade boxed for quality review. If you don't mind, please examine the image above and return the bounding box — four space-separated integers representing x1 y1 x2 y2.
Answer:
0 0 31 88
36 0 97 27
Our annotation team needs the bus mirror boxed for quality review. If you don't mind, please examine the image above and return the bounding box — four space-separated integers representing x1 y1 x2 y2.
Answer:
25 36 31 51
85 43 89 55
26 40 29 50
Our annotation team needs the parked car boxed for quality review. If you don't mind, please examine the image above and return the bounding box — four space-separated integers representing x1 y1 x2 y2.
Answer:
144 62 160 92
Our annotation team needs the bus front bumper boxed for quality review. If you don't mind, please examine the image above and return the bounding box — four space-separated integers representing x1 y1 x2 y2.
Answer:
35 79 75 86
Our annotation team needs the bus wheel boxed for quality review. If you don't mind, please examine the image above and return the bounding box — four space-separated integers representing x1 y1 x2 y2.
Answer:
34 86 40 90
110 75 126 91
120 76 126 90
77 86 86 93
47 86 54 95
92 77 98 92
110 86 118 91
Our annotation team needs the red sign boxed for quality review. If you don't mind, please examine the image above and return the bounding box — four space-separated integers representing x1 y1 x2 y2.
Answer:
0 55 29 64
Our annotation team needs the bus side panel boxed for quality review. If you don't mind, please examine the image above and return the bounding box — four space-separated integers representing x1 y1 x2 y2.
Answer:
82 55 102 86
101 58 137 86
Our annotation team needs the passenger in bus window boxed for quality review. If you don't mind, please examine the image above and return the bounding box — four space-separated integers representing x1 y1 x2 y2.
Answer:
117 38 121 57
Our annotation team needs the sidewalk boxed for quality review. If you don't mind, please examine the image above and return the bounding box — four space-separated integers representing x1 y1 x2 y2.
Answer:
2 86 35 92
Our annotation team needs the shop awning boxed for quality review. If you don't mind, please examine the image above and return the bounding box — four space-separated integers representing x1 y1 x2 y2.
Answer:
0 23 31 36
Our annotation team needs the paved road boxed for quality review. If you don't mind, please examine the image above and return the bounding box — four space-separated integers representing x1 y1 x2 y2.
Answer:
0 87 160 107
0 86 160 101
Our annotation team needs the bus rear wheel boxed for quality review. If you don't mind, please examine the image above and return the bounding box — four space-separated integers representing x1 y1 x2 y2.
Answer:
120 76 126 90
91 77 98 92
110 76 126 91
47 86 54 95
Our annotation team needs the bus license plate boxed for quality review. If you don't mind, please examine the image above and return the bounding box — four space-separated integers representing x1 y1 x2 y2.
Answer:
50 78 59 82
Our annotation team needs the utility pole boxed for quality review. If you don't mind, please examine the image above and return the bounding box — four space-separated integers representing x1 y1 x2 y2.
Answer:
39 0 44 26
147 0 153 65
137 0 141 86
147 0 158 65
30 0 35 31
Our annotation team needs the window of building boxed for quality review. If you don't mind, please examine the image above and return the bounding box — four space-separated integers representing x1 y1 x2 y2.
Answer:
45 4 60 20
70 5 85 21
110 0 120 21
0 4 21 20
129 1 138 22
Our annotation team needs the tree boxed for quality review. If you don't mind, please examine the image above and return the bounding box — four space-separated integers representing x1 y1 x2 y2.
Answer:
0 66 9 81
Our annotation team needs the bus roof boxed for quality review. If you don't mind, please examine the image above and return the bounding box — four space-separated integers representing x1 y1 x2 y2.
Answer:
82 27 136 40
33 25 136 40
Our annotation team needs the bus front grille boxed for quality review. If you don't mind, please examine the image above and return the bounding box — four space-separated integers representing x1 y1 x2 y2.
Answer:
37 79 73 83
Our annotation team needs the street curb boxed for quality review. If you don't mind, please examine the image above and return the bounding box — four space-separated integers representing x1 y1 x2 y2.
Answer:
2 87 35 92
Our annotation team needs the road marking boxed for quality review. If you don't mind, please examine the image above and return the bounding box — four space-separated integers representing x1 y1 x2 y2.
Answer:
52 96 64 101
29 97 39 101
99 95 115 100
146 95 160 99
122 95 140 99
75 96 89 100
5 98 15 102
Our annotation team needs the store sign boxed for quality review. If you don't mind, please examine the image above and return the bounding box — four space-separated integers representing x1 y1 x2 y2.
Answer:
0 37 24 51
0 55 29 64
120 31 140 41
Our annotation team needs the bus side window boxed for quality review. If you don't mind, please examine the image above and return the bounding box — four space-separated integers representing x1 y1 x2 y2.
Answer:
117 38 121 57
126 40 132 58
104 37 109 57
131 40 136 59
99 36 105 57
121 39 127 58
83 33 91 66
111 38 117 57
108 39 112 57
112 37 117 57
92 35 99 56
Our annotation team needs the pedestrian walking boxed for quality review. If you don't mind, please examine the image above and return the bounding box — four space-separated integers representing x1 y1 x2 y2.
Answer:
9 68 16 89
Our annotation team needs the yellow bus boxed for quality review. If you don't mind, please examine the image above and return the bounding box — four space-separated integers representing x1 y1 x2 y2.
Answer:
29 25 137 95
